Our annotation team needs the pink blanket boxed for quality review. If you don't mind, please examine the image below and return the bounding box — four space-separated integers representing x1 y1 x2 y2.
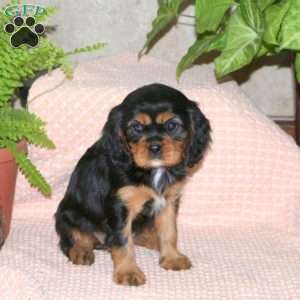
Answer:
0 55 299 299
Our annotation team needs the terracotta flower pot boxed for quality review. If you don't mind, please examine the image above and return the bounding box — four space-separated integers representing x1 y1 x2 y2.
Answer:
0 141 27 241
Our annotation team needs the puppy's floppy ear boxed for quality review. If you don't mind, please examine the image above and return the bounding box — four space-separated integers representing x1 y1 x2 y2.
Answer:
101 105 132 168
185 101 211 168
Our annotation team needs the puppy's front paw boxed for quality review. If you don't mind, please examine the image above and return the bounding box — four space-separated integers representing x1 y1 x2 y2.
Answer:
69 245 95 265
159 254 192 271
113 267 146 286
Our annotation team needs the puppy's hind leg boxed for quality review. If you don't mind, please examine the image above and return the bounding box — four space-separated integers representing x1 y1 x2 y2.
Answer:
68 229 98 265
55 210 98 265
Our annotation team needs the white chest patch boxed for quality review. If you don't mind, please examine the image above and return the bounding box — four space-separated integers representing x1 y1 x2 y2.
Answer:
151 167 167 214
152 167 165 192
152 195 166 215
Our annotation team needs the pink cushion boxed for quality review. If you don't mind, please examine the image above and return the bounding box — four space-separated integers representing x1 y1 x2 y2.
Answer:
17 54 300 231
4 54 299 299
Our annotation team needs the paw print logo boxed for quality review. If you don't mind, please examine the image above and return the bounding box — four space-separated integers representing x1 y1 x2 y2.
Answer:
4 16 45 48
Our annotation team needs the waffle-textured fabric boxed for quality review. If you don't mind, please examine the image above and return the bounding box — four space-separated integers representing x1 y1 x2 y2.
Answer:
0 54 300 299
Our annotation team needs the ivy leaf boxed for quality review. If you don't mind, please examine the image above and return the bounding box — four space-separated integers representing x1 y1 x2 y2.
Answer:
257 0 276 11
240 0 264 33
280 0 300 51
139 0 183 57
176 35 215 80
215 5 263 78
255 42 275 58
176 32 225 80
295 53 300 84
263 0 291 45
195 0 234 33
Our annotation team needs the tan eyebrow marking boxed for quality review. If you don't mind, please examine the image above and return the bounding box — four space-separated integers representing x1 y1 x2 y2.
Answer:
134 113 152 125
156 112 175 124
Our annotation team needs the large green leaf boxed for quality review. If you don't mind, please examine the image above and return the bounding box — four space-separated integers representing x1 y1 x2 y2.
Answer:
255 41 275 58
280 0 300 50
195 0 234 33
176 32 225 79
139 0 183 57
257 0 276 11
215 6 263 78
295 53 300 84
176 35 215 80
263 0 291 45
240 0 264 32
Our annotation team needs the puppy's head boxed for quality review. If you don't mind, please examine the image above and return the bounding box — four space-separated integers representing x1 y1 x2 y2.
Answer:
102 83 211 169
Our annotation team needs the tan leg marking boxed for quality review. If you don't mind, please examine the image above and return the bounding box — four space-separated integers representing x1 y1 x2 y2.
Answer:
111 235 145 286
155 204 191 270
112 185 156 286
163 180 186 202
117 185 156 217
133 182 185 251
155 180 191 271
69 230 98 265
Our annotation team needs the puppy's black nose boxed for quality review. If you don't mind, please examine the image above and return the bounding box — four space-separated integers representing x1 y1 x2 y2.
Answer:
149 144 161 155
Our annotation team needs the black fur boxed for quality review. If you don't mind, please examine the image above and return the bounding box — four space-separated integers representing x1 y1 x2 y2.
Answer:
55 83 211 256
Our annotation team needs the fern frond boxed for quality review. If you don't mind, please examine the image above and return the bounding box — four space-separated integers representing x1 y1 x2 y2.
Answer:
3 140 52 197
0 0 104 196
59 58 74 79
0 108 55 149
65 43 106 56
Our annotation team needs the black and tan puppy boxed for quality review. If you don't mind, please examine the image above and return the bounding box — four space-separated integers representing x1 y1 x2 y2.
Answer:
55 83 211 286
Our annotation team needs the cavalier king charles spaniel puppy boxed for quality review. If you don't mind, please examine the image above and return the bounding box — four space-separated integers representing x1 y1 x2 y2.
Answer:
55 83 211 286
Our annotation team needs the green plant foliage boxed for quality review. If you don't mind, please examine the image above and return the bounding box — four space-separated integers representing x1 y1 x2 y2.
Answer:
176 32 225 80
280 0 300 51
139 0 184 57
141 0 300 83
196 0 234 33
215 3 264 78
295 52 300 83
263 0 290 45
257 0 277 12
4 140 52 196
0 108 55 149
0 0 104 196
65 43 106 57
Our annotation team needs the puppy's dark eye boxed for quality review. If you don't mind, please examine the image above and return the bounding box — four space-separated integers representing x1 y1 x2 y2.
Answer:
165 119 181 133
132 121 144 133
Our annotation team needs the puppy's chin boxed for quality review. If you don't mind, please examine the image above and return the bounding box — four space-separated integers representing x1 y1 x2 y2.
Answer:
149 160 164 168
134 159 165 170
137 159 180 170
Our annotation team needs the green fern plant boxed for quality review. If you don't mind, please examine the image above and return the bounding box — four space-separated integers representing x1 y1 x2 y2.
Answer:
0 0 105 196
